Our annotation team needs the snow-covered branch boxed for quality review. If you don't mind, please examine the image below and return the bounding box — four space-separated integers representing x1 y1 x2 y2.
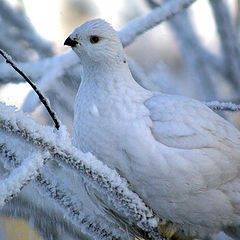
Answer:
0 149 47 207
206 101 240 112
118 0 197 47
0 102 162 239
0 141 125 240
36 170 126 240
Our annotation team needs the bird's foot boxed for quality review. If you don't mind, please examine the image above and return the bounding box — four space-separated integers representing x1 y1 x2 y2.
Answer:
158 221 178 240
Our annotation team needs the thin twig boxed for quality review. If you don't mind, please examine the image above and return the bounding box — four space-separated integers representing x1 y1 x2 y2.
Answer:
0 49 60 130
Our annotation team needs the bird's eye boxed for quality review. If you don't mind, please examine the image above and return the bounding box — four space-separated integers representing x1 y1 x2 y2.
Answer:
90 35 100 44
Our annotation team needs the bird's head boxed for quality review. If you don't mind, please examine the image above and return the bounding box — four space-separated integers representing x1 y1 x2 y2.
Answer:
64 19 125 67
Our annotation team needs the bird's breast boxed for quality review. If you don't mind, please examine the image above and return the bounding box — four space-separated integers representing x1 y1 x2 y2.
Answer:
73 90 144 169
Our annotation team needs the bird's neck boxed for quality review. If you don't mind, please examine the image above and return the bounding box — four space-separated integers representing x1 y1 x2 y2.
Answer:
81 60 139 93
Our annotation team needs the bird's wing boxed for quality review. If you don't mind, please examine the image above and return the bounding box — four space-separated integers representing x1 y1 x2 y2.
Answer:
142 94 240 235
144 94 240 151
143 94 240 218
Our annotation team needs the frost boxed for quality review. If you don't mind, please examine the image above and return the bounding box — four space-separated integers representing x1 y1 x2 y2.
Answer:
206 101 240 112
0 150 48 207
0 102 160 239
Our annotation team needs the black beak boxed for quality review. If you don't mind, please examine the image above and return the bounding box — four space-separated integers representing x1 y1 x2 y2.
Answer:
64 37 78 47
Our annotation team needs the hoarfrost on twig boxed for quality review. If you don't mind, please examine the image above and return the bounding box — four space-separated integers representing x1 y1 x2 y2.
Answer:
206 101 240 112
0 150 48 207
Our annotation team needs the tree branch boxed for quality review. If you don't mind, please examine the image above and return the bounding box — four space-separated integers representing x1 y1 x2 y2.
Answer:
0 49 60 130
36 171 125 240
0 149 48 207
0 133 130 240
206 101 240 112
118 0 197 47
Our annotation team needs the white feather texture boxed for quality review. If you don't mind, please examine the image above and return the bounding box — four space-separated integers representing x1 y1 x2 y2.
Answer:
67 19 240 238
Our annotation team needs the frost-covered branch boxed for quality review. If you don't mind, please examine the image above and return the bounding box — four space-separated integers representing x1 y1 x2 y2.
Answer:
0 131 131 239
206 101 240 112
209 0 240 91
168 18 216 100
118 0 197 47
36 171 126 240
0 0 198 86
0 143 19 170
0 103 162 239
0 150 47 207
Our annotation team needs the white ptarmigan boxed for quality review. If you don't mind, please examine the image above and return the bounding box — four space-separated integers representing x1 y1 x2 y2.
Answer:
64 19 240 239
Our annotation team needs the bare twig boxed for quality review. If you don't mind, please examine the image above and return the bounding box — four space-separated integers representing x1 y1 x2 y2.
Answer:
0 49 60 130
0 50 78 84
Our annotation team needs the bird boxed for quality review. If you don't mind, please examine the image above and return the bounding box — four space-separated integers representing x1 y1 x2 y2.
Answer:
64 19 240 239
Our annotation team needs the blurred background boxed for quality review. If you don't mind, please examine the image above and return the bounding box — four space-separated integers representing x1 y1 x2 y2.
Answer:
0 0 239 239
1 0 237 108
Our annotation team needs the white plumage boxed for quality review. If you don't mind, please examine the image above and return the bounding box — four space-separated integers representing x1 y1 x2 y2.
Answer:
64 19 240 239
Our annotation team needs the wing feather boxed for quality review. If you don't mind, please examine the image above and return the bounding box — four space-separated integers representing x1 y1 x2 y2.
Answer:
145 94 240 150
